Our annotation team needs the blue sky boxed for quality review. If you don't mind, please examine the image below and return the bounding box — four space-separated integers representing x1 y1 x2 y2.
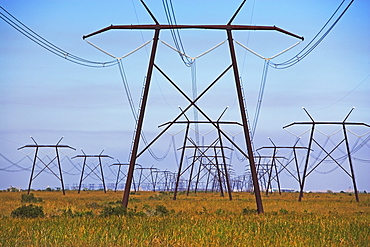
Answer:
0 0 369 192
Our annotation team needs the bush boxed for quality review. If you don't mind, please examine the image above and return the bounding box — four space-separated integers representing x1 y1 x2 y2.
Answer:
21 193 43 203
142 204 171 216
11 204 44 218
279 208 289 214
155 205 169 216
242 207 257 215
100 205 127 217
215 208 226 215
129 197 141 202
7 186 21 192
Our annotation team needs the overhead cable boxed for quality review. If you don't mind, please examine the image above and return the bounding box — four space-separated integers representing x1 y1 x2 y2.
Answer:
117 60 172 162
83 38 174 162
0 6 117 68
251 60 269 139
269 0 354 69
162 0 193 67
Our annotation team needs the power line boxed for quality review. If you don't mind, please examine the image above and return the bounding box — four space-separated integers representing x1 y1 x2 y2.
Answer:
84 38 175 162
162 0 193 67
0 6 118 68
251 60 269 139
269 0 354 69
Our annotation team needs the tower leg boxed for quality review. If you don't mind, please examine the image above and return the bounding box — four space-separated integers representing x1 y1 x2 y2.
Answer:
227 29 263 213
78 157 86 194
27 147 39 194
122 29 160 207
343 125 359 202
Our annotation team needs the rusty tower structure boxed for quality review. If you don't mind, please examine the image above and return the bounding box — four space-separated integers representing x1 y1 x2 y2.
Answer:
83 0 303 213
18 137 75 194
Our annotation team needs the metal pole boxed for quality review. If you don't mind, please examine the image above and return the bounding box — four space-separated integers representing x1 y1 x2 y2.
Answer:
255 155 264 190
343 124 359 202
299 124 315 201
186 148 197 196
122 28 160 207
150 169 157 191
217 123 232 200
173 123 190 200
293 147 302 190
205 165 211 192
78 157 86 194
115 164 121 192
27 147 38 194
194 157 203 193
227 28 263 213
99 156 106 193
55 147 65 195
266 150 276 196
214 148 225 197
274 158 282 195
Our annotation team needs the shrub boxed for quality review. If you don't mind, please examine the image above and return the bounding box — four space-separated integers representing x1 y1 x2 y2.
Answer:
7 186 21 192
155 205 169 216
100 205 143 217
100 205 127 217
242 207 257 215
279 208 289 214
11 204 44 218
21 193 43 203
129 197 141 202
215 208 226 215
141 204 171 216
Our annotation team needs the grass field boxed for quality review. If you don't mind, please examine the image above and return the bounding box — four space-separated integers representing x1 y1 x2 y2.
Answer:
0 190 369 246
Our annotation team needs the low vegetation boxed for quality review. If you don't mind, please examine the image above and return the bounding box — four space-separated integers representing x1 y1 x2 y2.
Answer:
0 191 369 246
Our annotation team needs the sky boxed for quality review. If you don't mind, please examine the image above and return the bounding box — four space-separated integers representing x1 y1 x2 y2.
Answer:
0 0 369 193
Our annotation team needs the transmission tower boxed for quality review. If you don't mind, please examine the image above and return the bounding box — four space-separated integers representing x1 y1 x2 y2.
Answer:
134 166 159 191
72 149 113 193
83 0 303 213
18 137 75 194
256 138 309 195
284 108 370 202
111 161 141 192
159 109 240 200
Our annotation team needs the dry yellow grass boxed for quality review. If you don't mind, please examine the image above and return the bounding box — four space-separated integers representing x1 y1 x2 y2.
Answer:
0 190 369 246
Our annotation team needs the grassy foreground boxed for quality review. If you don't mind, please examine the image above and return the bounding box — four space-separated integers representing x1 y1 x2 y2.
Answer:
0 191 369 246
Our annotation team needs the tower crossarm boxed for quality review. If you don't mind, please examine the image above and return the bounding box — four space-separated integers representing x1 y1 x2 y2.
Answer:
83 24 303 41
283 121 370 128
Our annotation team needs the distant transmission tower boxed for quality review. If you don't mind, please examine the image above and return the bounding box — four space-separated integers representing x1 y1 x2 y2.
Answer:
284 108 370 202
72 149 113 193
256 138 309 195
18 137 75 194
